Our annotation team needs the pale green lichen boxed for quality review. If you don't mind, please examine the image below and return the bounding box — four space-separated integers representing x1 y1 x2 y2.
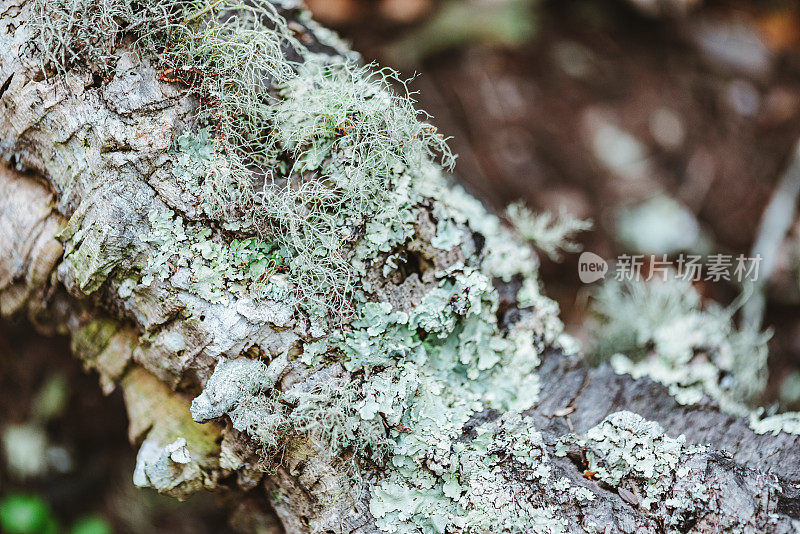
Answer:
557 411 709 530
371 413 567 534
141 209 287 305
589 278 800 437
505 201 592 261
34 0 591 529
29 0 191 73
32 0 452 317
749 410 800 436
188 169 575 530
174 122 588 528
148 56 453 317
191 354 392 462
156 44 453 316
591 277 771 412
248 60 453 314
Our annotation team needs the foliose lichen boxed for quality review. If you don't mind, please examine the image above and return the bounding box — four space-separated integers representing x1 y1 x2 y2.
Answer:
557 411 709 531
183 162 582 530
370 413 567 534
588 277 795 435
33 0 595 529
749 410 800 436
141 208 288 305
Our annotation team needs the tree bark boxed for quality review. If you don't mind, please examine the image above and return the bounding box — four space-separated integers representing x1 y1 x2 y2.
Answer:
1 1 799 532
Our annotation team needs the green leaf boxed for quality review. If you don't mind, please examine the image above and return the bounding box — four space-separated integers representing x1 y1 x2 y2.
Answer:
0 494 57 534
70 515 112 534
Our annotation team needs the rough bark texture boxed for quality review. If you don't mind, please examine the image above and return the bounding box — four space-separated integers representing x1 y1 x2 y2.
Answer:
1 0 800 532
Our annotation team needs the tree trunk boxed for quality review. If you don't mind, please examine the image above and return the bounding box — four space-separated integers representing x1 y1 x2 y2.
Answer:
1 1 799 532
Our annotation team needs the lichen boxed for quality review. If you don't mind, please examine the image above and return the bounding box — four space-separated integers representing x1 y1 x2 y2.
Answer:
191 355 390 461
141 208 288 306
505 201 592 261
592 279 800 438
557 411 709 530
749 410 800 436
186 170 575 530
29 0 188 73
154 38 453 317
371 413 567 534
32 0 592 529
590 277 774 418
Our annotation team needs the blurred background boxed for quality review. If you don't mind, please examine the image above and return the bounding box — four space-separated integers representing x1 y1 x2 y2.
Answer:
4 0 800 531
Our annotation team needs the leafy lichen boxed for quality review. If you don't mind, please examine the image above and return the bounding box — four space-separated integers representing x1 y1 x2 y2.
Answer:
505 201 592 261
33 0 595 529
185 170 586 530
557 411 709 530
157 30 454 316
141 209 288 306
180 158 579 529
749 410 800 436
589 278 800 437
590 277 771 413
371 413 567 534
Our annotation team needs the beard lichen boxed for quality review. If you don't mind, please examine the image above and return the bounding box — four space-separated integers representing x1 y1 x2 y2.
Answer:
33 0 597 531
33 0 453 319
147 10 453 318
